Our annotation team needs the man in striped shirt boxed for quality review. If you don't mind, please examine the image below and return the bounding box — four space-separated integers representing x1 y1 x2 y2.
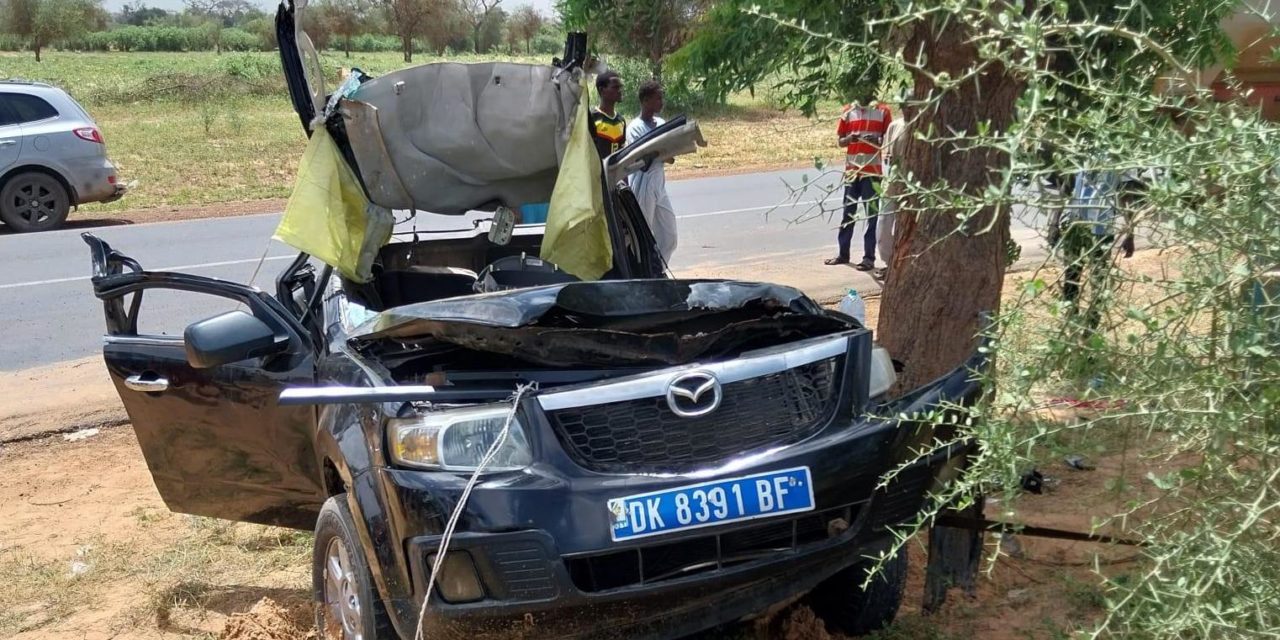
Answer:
825 94 892 270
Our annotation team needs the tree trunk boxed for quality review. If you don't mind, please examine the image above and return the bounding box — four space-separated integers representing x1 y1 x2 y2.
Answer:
33 41 41 62
525 37 531 55
344 34 350 58
923 499 984 612
877 16 1023 390
473 25 482 53
402 35 412 63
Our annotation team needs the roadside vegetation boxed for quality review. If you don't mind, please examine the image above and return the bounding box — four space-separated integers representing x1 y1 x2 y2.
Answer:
0 49 835 214
663 1 1278 637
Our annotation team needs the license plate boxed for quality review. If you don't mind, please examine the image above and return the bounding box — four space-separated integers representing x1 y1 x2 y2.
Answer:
607 467 815 542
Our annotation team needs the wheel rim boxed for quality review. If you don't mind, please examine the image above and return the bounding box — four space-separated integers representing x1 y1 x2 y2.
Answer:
322 537 364 640
8 178 60 226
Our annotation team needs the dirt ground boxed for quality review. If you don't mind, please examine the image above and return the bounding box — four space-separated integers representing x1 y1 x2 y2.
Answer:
0 252 1176 639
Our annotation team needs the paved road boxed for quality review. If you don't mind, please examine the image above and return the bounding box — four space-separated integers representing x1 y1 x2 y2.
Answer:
0 167 1046 370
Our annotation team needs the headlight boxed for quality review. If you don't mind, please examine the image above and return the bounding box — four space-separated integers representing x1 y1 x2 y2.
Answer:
869 347 896 398
389 404 532 472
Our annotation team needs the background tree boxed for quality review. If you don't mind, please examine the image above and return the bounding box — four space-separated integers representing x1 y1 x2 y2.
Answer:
460 0 499 53
242 14 277 49
419 0 468 55
183 0 253 54
476 4 504 52
4 0 103 60
380 0 434 62
672 0 879 115
316 0 367 57
509 3 541 54
119 2 168 25
503 11 519 53
559 0 710 80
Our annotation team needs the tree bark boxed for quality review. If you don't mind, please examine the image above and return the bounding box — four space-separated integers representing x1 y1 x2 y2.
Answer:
402 36 412 63
923 499 984 613
878 15 1023 390
33 41 41 62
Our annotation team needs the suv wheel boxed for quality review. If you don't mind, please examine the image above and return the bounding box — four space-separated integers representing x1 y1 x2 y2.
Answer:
314 495 394 640
805 547 908 636
0 172 71 232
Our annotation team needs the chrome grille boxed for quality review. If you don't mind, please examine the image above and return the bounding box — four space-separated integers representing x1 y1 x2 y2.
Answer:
546 356 843 473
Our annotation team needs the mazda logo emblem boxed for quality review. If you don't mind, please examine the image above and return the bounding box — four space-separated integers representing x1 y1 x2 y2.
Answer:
665 371 722 418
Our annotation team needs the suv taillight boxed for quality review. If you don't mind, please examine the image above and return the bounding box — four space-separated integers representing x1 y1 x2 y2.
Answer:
74 127 104 144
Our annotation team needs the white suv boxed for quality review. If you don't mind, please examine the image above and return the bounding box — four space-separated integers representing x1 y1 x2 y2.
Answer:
0 80 126 232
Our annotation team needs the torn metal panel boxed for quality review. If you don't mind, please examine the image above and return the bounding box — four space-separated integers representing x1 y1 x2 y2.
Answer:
352 280 824 335
349 279 856 367
339 100 413 209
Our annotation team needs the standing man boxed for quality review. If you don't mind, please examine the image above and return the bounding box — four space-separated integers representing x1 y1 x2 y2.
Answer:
625 79 677 261
1048 167 1135 333
826 91 892 270
588 71 626 160
875 107 907 278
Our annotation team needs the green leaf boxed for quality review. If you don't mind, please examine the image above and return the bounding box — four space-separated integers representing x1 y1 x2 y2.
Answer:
1147 471 1177 490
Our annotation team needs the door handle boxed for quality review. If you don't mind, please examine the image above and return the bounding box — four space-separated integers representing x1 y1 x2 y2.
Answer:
0 140 16 147
125 375 169 393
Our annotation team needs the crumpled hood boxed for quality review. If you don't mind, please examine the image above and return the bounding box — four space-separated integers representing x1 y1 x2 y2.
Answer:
350 279 858 367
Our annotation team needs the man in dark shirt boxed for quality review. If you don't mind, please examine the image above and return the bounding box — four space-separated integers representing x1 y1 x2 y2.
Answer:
587 71 625 160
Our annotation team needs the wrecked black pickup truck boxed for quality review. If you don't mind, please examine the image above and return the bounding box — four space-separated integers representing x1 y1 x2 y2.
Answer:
83 3 985 639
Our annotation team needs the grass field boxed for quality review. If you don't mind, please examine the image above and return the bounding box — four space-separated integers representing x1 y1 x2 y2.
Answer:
2 50 836 214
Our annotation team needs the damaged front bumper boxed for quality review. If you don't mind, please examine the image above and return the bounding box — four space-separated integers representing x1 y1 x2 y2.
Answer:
348 347 984 640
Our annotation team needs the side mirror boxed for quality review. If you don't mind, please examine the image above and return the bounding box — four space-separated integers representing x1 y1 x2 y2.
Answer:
185 311 286 369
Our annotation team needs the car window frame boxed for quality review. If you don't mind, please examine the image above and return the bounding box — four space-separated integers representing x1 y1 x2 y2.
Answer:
0 95 19 128
0 92 60 127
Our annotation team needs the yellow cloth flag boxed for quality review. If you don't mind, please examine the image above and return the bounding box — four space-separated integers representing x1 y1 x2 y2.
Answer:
540 76 612 280
274 127 392 283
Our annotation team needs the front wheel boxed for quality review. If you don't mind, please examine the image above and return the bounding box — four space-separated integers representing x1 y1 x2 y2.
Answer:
805 547 908 636
313 495 394 640
0 172 71 232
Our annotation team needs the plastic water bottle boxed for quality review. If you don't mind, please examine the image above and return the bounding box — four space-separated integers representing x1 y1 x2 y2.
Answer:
838 288 866 325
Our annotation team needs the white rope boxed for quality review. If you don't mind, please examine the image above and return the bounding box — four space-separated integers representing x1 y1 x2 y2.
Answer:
413 383 536 640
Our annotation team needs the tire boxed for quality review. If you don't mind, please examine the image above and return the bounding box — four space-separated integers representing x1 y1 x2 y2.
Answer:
314 495 395 640
805 547 908 637
0 171 71 232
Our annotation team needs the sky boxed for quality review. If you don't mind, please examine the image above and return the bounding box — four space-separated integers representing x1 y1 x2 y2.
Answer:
100 0 557 16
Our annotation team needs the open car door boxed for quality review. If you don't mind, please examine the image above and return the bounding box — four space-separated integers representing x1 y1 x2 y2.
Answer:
606 115 707 185
83 234 325 529
603 116 708 277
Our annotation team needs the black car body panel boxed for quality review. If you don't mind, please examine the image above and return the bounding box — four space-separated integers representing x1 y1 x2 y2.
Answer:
85 226 984 637
335 350 981 640
84 234 327 529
